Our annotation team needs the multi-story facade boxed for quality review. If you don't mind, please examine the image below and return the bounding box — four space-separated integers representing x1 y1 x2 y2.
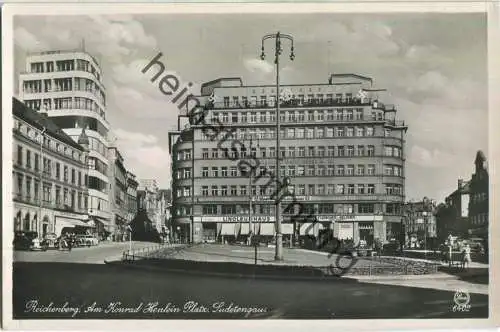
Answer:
137 179 162 231
435 179 470 241
18 50 112 234
12 98 90 237
157 189 172 234
108 146 128 240
403 198 437 248
126 171 139 223
169 74 408 245
467 151 488 240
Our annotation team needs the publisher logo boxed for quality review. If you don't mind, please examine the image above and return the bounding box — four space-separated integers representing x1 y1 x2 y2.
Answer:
452 290 471 312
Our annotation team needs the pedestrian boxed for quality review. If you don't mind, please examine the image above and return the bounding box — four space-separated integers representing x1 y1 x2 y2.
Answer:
68 233 73 252
462 244 472 270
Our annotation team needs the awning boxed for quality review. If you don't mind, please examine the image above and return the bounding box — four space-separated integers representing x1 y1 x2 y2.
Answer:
220 223 236 236
299 223 323 236
338 223 354 240
240 223 250 235
54 217 88 235
260 223 275 236
281 223 294 235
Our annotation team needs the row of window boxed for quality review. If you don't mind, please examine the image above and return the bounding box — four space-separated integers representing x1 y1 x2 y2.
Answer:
201 126 395 142
194 145 403 160
14 119 85 163
22 77 105 105
14 173 88 211
175 183 404 198
24 97 105 119
217 92 364 108
175 202 403 217
29 59 101 82
15 145 87 187
175 163 403 179
210 108 385 123
470 192 488 204
470 213 488 225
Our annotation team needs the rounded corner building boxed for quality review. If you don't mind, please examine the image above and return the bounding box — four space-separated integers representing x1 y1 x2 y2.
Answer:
169 74 407 247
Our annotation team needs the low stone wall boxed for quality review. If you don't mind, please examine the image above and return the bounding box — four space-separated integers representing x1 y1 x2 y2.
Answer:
121 255 439 277
364 256 440 275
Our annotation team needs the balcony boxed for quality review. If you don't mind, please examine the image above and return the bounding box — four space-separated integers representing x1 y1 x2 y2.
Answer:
385 119 406 127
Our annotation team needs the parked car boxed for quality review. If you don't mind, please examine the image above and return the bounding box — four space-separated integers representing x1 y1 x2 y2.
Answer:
13 231 46 251
30 237 46 251
382 240 401 255
41 233 58 250
84 235 99 246
76 234 98 247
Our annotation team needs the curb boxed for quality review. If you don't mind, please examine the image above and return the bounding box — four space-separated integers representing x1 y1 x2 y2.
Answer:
103 258 455 283
103 259 352 282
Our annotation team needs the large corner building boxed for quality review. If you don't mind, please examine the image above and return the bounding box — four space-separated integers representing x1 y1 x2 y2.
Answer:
168 74 408 245
18 50 112 234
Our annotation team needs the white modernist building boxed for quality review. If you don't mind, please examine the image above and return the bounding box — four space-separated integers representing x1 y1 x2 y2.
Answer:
18 50 113 235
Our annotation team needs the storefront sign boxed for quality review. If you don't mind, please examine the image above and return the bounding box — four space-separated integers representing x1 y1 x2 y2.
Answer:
195 216 275 223
253 195 311 202
222 216 272 223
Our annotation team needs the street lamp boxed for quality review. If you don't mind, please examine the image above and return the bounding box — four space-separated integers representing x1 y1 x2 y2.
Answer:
260 32 295 261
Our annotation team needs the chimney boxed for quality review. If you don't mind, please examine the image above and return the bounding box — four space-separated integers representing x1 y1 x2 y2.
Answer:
458 178 463 189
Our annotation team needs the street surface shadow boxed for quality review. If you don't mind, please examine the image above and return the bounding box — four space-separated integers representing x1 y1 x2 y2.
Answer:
13 262 489 320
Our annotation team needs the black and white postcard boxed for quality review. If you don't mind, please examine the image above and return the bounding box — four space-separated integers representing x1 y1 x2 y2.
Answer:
2 2 499 331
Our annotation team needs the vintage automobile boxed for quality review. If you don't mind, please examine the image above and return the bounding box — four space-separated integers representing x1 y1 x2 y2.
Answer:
41 233 58 250
13 231 46 251
75 234 99 247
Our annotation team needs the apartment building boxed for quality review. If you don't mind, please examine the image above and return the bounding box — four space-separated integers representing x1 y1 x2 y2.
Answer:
169 74 408 245
12 98 90 237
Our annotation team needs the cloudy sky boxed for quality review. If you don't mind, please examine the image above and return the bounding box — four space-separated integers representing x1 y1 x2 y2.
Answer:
13 12 488 203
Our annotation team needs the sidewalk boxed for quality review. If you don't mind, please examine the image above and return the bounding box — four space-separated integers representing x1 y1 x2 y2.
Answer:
352 272 489 295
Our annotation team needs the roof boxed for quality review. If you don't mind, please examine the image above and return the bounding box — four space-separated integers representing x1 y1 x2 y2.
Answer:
200 77 243 91
475 150 487 164
447 180 471 199
77 128 90 146
13 98 85 151
328 73 373 84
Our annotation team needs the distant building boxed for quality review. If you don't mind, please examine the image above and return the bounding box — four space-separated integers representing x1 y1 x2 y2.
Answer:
403 197 437 248
137 179 163 231
157 189 172 234
436 179 470 241
108 146 128 240
126 171 139 223
467 151 488 240
12 98 90 237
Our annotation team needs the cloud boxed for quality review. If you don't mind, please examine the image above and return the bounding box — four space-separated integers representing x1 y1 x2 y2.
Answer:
110 85 181 121
244 58 274 74
16 15 158 64
408 145 455 168
114 128 158 145
14 27 49 52
112 129 171 182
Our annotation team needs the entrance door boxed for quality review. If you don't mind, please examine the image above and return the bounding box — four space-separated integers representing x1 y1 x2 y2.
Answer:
42 224 48 237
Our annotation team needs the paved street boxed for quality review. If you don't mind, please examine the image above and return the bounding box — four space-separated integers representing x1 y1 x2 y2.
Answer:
13 241 161 264
12 242 488 319
13 260 488 319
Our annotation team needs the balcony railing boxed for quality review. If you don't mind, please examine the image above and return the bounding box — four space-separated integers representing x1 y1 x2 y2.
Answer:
206 98 374 110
